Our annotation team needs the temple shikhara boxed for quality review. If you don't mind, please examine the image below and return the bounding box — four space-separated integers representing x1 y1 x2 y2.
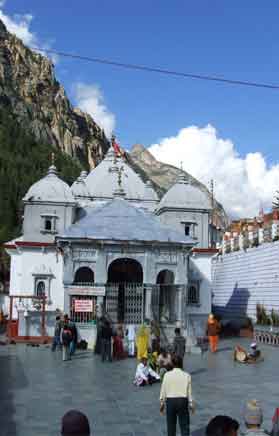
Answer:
3 140 221 348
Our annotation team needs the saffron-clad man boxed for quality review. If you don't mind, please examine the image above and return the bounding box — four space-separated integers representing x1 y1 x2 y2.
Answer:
206 313 221 353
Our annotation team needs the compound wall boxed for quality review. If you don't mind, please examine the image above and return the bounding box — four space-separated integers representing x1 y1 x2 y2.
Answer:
211 241 279 321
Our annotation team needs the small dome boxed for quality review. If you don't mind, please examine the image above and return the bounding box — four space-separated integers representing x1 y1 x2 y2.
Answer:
23 165 75 203
71 172 90 197
85 146 147 200
157 173 211 211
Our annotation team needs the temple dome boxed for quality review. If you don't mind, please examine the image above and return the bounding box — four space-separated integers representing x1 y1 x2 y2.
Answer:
71 173 90 197
157 173 211 211
85 147 149 200
23 165 75 203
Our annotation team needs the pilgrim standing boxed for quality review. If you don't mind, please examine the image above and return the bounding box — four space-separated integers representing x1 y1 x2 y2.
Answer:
206 313 221 353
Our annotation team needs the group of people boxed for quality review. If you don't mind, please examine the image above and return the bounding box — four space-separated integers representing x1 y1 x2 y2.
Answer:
95 316 137 362
52 314 78 361
206 399 279 436
59 401 279 436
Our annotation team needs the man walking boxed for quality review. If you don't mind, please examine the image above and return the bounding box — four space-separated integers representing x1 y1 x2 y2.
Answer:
51 315 62 351
173 328 186 360
60 315 73 361
101 320 113 362
160 355 194 436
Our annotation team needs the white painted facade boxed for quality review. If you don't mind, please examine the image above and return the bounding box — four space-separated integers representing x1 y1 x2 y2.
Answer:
4 146 219 346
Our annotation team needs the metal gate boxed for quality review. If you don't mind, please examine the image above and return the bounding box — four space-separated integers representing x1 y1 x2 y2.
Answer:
105 284 119 323
105 283 144 324
124 283 144 324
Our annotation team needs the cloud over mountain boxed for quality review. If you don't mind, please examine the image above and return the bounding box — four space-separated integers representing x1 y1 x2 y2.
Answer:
74 83 116 138
148 125 279 218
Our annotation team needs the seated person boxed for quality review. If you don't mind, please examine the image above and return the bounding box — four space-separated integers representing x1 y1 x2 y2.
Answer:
157 348 173 380
248 342 260 359
134 357 160 387
234 343 261 363
148 350 159 372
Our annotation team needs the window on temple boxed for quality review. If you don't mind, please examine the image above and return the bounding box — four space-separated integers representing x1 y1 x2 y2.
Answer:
181 221 197 239
36 280 46 297
188 283 200 305
40 214 58 233
45 219 52 231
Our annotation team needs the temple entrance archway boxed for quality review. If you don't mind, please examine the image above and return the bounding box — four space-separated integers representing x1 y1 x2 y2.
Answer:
74 267 94 284
106 258 144 324
157 269 175 322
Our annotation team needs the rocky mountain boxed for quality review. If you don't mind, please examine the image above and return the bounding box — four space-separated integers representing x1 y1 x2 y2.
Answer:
128 143 228 228
0 19 109 168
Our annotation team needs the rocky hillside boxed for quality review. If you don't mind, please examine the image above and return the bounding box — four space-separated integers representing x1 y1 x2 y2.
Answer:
0 19 109 168
128 143 228 228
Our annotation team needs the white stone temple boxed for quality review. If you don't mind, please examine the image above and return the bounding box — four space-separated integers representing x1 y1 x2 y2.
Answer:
4 145 220 348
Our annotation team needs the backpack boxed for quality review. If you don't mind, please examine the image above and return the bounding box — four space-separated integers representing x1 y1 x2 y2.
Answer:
62 328 72 345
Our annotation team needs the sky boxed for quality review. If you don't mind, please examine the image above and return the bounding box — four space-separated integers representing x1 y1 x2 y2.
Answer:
1 0 279 218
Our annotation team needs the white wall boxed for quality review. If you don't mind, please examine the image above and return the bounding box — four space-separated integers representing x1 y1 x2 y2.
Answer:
212 241 279 321
188 254 212 315
8 247 64 317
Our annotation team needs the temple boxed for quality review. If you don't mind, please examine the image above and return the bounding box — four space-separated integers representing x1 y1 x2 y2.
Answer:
3 141 221 348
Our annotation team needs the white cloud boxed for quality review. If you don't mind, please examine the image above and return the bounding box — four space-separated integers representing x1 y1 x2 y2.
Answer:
74 83 116 138
148 124 279 218
0 3 58 62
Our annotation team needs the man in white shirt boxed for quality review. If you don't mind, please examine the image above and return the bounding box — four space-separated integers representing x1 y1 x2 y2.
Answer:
134 357 160 386
160 355 193 436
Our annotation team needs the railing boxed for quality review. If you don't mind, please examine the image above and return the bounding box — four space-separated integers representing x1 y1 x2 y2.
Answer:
217 221 279 255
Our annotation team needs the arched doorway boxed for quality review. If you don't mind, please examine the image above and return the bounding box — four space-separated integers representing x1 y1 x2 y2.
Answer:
74 267 94 284
107 258 143 284
107 258 143 323
156 269 175 322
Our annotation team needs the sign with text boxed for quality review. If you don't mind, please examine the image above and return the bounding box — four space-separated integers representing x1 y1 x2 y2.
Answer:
74 299 93 313
67 286 105 296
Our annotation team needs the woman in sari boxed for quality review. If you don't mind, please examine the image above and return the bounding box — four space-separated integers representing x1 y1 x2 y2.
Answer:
136 324 150 360
113 324 125 359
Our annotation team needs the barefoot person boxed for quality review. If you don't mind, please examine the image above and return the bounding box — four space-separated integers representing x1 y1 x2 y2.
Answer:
134 357 160 386
206 313 221 353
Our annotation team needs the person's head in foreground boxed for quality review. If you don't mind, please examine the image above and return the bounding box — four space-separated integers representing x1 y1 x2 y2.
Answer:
244 399 263 428
206 415 239 436
172 354 183 369
61 410 90 436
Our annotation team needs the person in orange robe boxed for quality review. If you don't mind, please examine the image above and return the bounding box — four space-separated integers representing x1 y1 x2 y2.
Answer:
206 314 221 353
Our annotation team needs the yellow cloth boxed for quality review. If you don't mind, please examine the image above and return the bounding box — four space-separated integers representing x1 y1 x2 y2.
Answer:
136 325 150 360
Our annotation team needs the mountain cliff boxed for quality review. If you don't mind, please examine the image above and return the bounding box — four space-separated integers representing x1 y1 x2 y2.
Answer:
0 19 109 168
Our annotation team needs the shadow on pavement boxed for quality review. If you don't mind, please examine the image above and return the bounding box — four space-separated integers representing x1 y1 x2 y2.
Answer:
0 355 28 435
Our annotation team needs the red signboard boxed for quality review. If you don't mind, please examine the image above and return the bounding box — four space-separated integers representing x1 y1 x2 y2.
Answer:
74 299 93 313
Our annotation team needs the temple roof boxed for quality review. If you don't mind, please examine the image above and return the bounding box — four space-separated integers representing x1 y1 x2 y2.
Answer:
84 147 157 201
157 173 212 211
23 165 75 203
58 198 195 245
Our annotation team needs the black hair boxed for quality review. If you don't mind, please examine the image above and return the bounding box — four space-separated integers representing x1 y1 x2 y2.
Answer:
206 415 239 436
56 316 61 321
174 327 181 335
172 354 183 369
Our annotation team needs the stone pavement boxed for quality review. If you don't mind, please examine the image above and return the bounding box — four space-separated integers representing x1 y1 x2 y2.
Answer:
0 337 277 436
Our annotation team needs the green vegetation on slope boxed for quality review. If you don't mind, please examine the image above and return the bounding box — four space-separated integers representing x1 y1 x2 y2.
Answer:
0 109 82 283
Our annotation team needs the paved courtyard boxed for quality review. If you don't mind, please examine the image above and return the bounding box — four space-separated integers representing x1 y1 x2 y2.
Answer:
0 337 277 436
